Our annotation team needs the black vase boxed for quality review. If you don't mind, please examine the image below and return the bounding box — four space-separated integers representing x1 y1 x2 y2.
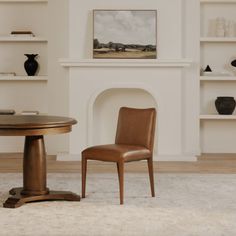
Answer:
215 96 236 115
231 59 236 67
24 54 38 76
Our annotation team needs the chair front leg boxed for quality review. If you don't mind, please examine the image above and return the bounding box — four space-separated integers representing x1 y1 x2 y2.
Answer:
147 158 155 197
82 156 87 198
117 161 124 205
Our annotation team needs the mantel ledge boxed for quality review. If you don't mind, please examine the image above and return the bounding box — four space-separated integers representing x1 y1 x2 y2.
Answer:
59 58 192 68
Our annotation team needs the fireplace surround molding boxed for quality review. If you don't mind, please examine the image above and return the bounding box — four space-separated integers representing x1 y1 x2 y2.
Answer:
87 83 158 146
58 58 197 162
59 58 192 68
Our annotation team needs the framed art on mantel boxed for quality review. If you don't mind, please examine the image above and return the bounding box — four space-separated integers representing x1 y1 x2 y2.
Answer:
93 10 157 59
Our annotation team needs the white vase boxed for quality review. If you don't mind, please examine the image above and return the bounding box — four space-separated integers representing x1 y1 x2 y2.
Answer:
208 19 216 37
227 21 235 37
216 17 225 37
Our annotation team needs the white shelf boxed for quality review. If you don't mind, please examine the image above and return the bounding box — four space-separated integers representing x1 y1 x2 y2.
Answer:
200 114 236 120
0 76 47 81
0 36 47 42
0 0 47 2
200 76 236 81
200 0 236 3
200 37 236 42
59 58 192 68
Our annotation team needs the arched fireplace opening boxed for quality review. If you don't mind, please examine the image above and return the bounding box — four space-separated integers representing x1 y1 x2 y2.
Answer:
91 88 157 150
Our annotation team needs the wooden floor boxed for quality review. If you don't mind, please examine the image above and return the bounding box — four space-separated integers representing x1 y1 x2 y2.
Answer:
0 153 236 173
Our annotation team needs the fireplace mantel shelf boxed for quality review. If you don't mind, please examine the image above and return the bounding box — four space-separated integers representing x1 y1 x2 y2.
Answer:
59 58 192 68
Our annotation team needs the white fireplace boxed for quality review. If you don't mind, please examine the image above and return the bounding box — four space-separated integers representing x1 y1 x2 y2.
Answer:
58 0 199 161
59 59 195 161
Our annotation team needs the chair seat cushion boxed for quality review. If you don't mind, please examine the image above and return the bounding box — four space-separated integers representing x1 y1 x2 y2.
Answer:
82 144 151 162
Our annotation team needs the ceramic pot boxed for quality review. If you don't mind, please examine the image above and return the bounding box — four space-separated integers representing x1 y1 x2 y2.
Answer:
215 96 236 115
231 59 236 67
24 54 38 76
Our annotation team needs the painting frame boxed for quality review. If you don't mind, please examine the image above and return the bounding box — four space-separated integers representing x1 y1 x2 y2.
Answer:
93 9 157 59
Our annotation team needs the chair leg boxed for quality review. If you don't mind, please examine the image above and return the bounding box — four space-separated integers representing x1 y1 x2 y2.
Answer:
147 158 155 197
82 156 87 198
117 161 124 205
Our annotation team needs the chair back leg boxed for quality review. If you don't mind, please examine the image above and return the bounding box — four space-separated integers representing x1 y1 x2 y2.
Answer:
116 161 124 204
82 156 87 198
147 158 155 197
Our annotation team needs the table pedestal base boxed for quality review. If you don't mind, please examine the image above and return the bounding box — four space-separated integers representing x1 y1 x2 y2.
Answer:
3 187 80 208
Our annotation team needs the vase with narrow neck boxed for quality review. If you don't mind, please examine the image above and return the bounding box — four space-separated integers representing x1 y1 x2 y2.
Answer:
24 54 38 76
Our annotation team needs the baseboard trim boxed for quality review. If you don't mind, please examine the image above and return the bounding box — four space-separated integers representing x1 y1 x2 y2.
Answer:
56 152 81 161
0 152 56 160
156 155 197 161
56 152 197 162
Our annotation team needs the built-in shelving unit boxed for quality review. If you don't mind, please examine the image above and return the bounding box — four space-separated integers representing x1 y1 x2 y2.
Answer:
0 0 48 126
0 0 48 77
199 0 236 154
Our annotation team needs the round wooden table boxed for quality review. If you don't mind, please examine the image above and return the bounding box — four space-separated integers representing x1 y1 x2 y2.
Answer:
0 115 80 208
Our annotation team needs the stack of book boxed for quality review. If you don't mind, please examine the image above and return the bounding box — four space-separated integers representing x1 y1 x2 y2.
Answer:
21 111 39 115
10 31 35 37
0 109 15 115
0 72 16 77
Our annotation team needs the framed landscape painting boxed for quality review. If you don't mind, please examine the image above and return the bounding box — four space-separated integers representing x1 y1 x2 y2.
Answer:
93 10 157 59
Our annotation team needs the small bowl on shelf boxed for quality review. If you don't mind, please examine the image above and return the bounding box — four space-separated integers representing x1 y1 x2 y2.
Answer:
215 96 236 115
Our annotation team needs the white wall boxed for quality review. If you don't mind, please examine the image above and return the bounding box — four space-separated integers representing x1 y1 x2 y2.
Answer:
69 0 183 59
46 0 70 154
182 0 200 155
200 2 236 153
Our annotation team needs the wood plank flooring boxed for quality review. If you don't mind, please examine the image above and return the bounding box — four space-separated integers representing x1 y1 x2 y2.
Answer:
0 153 236 173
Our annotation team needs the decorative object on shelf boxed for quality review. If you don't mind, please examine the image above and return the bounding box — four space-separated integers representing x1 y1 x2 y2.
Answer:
204 65 212 72
225 20 235 37
21 110 39 115
215 17 225 37
0 72 16 76
93 10 157 59
11 30 35 37
24 54 39 76
202 65 213 75
0 109 15 115
208 17 235 37
207 19 217 37
231 59 236 67
215 96 236 115
228 57 236 75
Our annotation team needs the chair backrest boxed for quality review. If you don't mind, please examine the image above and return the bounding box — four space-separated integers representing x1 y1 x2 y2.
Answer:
115 107 156 151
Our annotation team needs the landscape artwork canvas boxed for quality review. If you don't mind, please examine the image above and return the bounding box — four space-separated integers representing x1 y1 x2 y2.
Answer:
93 10 157 59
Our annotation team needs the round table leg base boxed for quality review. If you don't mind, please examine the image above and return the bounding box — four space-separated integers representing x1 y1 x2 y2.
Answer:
21 188 49 196
3 187 80 208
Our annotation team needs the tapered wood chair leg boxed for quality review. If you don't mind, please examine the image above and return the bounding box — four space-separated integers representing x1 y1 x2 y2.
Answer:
147 158 155 197
117 161 124 204
82 156 87 198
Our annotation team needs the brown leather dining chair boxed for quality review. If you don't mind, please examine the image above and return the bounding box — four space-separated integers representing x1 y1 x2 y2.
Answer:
81 107 156 204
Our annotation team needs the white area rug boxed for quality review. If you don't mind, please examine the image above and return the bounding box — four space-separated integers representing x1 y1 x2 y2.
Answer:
0 173 235 236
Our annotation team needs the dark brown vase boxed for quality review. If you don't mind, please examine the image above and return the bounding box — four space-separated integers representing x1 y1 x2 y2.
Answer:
24 54 38 76
215 96 236 115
